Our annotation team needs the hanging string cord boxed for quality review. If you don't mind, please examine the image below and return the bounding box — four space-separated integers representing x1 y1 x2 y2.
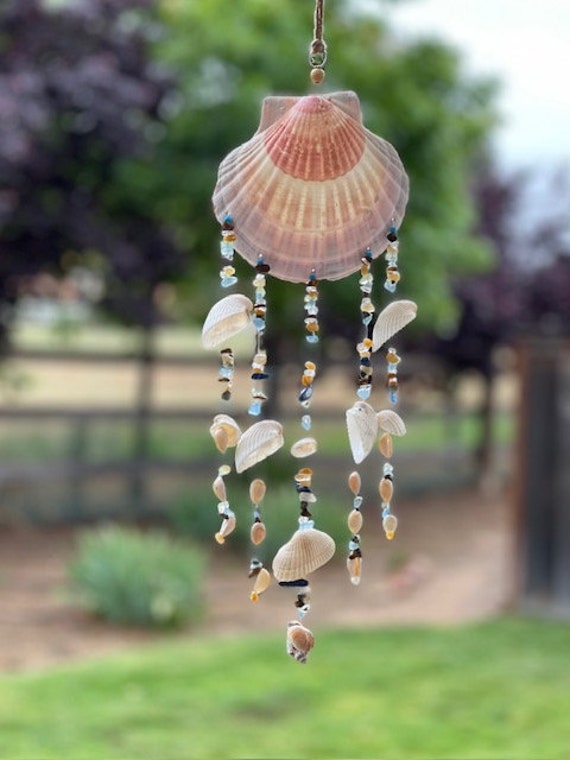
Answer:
309 0 327 67
314 0 324 43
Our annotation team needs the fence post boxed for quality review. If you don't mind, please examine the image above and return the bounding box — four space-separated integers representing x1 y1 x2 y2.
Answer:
514 337 570 617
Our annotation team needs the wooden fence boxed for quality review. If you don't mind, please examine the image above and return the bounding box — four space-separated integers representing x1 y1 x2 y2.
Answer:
0 348 483 524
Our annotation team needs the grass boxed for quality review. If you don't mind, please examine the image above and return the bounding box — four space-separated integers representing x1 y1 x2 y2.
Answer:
0 618 568 759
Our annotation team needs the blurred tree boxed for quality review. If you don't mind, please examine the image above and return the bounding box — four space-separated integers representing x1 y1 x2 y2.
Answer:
0 0 185 352
112 0 497 341
432 163 570 474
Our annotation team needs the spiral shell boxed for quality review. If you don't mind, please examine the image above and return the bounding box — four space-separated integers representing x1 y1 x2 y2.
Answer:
377 409 407 437
346 401 378 464
209 414 242 453
372 300 417 351
286 620 315 664
201 294 253 349
235 420 284 473
213 92 409 283
272 528 335 582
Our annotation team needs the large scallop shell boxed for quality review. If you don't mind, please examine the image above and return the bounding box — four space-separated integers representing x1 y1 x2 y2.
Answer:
346 401 378 464
235 420 284 473
213 92 409 283
272 528 335 582
372 300 417 351
377 409 407 437
201 294 253 349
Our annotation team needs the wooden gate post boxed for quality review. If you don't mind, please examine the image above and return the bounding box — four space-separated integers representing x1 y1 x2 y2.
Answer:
514 337 570 617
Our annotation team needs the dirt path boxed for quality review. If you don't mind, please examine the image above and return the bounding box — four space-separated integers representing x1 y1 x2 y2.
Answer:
0 487 513 672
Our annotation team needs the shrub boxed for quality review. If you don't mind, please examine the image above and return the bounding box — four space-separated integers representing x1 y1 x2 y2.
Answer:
69 526 205 629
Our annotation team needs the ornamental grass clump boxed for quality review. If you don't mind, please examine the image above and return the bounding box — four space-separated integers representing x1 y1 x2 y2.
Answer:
69 526 205 629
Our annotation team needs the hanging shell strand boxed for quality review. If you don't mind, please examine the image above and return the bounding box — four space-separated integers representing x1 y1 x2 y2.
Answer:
249 478 267 545
219 214 238 288
384 224 401 293
249 257 271 416
212 464 237 544
347 470 363 585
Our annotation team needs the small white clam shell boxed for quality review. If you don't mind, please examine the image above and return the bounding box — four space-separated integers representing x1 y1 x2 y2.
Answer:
372 300 417 352
209 414 242 451
235 420 284 473
272 527 335 582
201 294 253 349
290 437 318 458
377 409 407 437
346 401 378 464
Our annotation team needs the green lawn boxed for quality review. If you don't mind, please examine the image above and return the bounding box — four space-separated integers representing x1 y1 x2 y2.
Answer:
1 618 569 759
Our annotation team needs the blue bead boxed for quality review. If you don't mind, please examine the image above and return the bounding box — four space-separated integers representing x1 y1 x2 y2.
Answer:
357 385 371 400
348 539 359 551
221 276 238 288
306 334 319 344
384 281 397 293
301 414 312 431
252 317 266 331
362 314 373 326
220 241 234 258
382 508 391 518
383 462 394 476
389 389 399 405
299 386 313 403
248 401 262 416
218 367 233 379
353 496 363 508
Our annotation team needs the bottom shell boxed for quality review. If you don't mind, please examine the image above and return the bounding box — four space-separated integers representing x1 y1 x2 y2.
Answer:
286 620 315 664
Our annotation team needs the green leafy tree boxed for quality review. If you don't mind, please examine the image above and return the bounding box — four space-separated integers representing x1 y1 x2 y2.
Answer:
114 0 497 338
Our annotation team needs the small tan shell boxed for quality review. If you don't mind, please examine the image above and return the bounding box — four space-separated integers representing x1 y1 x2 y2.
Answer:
378 432 393 459
212 475 227 502
215 512 236 544
209 414 242 451
235 420 284 473
213 92 409 283
382 513 398 540
250 521 266 545
249 478 267 504
201 293 254 349
250 567 272 601
346 401 378 464
379 477 394 503
290 437 318 458
377 409 407 437
347 555 362 586
347 470 361 495
347 508 363 534
372 300 417 352
286 620 315 664
272 528 335 582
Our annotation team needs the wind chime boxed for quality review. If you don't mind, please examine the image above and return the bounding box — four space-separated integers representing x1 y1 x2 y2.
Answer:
201 0 417 663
